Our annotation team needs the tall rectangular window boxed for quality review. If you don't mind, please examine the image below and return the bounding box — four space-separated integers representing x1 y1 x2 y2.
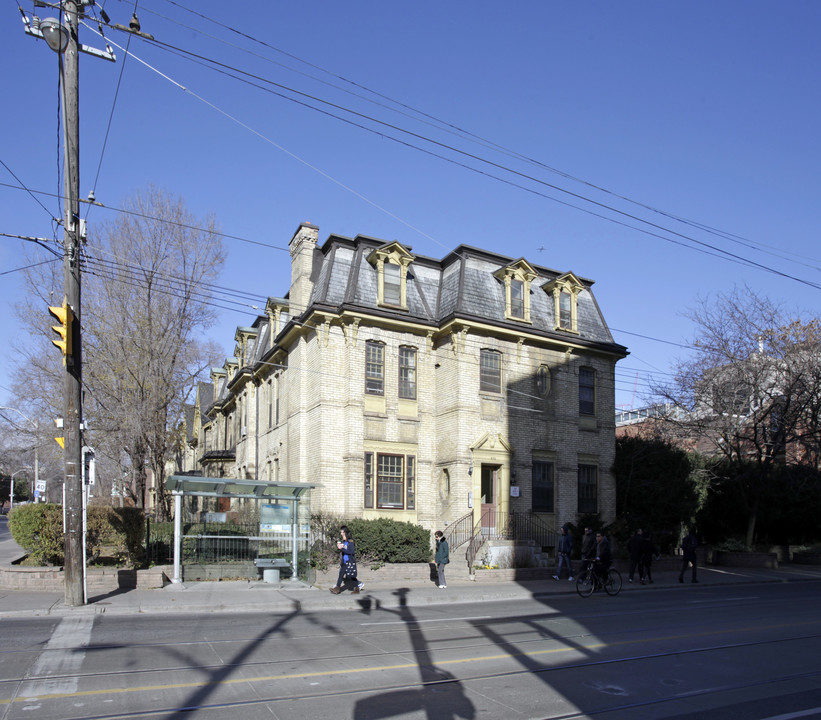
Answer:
406 456 415 510
559 290 572 329
366 341 385 395
364 452 374 508
377 454 404 508
399 346 417 399
579 367 595 415
511 278 525 318
532 461 554 512
383 262 401 305
267 379 273 428
578 464 598 514
480 349 502 393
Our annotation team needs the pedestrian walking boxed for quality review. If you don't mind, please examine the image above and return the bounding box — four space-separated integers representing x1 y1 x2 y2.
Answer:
434 530 449 588
330 525 364 594
679 528 699 583
554 524 575 581
627 528 643 583
639 530 657 584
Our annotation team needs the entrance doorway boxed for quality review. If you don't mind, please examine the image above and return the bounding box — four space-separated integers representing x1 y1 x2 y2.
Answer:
480 464 499 535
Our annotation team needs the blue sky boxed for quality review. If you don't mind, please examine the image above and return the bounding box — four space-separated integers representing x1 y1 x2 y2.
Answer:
2 0 820 411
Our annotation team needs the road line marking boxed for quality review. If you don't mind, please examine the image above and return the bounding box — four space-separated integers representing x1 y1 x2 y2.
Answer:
360 615 492 626
20 616 94 697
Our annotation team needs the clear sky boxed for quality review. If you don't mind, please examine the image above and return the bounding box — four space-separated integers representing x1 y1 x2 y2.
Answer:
2 0 820 412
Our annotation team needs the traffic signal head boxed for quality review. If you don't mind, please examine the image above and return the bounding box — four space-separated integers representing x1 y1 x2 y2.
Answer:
48 299 73 364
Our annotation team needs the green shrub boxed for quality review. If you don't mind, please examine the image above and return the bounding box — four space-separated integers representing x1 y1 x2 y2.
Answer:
309 513 432 570
7 504 145 567
714 538 750 552
87 506 145 566
7 504 64 565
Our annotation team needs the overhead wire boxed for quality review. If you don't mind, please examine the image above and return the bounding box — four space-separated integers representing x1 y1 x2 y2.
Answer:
149 0 821 276
93 23 821 291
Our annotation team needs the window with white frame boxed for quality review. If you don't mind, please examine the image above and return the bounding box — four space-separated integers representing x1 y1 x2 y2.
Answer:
383 262 402 306
480 349 502 393
398 346 417 399
366 341 385 395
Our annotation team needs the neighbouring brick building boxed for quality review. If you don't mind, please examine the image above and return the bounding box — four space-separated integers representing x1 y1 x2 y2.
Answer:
182 222 628 536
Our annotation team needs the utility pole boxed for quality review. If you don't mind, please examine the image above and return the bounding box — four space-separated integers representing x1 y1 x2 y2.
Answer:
61 0 84 607
23 0 115 606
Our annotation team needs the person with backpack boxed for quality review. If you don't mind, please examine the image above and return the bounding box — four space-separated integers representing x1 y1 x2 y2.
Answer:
330 525 364 594
679 528 699 584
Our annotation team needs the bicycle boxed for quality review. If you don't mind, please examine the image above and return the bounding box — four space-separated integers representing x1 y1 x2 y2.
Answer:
575 562 622 597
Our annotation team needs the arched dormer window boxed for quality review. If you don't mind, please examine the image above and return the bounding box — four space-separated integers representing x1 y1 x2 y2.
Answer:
493 259 538 323
367 242 414 310
542 272 585 333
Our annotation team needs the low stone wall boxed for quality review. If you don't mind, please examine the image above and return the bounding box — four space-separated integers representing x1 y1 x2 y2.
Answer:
0 562 170 592
712 551 778 569
792 552 821 565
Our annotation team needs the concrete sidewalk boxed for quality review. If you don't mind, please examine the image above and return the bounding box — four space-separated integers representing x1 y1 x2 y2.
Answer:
3 519 821 617
3 560 821 618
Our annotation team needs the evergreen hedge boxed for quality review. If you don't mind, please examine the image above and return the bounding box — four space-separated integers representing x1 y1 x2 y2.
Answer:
7 504 145 567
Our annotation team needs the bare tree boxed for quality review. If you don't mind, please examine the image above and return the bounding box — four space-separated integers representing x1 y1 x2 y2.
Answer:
12 186 225 519
654 286 821 547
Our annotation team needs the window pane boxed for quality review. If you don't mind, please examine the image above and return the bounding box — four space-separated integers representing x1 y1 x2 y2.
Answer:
579 367 595 415
384 263 401 305
406 456 415 510
560 290 572 329
511 278 524 318
480 350 501 393
377 454 404 509
366 342 384 395
364 453 374 508
578 464 598 514
399 346 417 399
532 461 554 512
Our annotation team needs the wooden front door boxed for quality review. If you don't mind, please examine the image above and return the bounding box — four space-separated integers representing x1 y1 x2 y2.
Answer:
480 465 499 535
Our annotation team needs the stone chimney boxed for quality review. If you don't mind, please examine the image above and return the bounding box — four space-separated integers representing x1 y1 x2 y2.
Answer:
288 222 319 316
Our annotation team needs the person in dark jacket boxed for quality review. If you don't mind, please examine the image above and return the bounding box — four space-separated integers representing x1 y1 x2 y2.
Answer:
581 526 596 570
434 530 449 589
627 528 643 583
679 529 699 583
639 531 658 584
594 531 611 584
553 524 575 581
330 525 363 594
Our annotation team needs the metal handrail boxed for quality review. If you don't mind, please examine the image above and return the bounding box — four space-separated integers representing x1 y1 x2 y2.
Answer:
464 509 558 570
444 511 475 550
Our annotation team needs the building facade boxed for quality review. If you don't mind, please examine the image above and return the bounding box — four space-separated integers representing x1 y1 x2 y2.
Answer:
185 222 628 534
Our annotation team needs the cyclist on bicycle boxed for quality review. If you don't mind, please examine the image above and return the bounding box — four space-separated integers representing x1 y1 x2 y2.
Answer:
594 531 611 584
581 526 596 571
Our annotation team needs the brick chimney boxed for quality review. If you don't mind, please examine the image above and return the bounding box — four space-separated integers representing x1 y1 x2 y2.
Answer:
288 222 319 316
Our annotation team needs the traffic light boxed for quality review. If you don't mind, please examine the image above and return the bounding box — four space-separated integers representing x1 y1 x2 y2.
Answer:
48 299 74 364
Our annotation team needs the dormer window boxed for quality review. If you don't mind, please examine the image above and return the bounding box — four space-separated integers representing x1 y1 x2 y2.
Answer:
542 272 585 334
493 259 537 323
367 242 414 310
384 262 401 305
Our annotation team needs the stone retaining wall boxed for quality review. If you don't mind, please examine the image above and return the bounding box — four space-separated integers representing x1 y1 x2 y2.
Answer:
0 563 170 592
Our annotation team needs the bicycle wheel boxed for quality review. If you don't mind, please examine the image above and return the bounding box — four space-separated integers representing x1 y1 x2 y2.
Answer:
576 570 594 598
604 568 622 596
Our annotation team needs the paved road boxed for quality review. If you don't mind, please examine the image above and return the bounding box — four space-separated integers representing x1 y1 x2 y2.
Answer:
1 579 821 719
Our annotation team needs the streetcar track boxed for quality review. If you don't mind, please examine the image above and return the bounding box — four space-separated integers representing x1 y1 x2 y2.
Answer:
3 632 820 719
2 623 821 700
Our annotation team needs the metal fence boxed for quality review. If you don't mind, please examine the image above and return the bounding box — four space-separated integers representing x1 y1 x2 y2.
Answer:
145 516 312 580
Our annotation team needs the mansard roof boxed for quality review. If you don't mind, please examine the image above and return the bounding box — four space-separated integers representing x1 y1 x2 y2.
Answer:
304 235 623 352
